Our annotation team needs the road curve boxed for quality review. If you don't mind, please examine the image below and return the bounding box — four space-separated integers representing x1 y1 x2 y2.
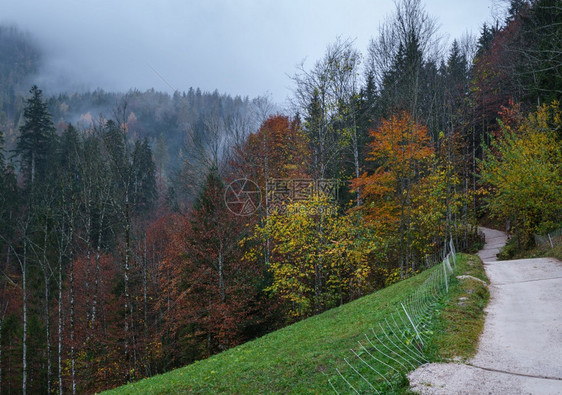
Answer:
408 227 562 394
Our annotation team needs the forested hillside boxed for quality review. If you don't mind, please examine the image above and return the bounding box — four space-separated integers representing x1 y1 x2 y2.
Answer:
0 0 560 393
0 26 260 177
0 26 41 145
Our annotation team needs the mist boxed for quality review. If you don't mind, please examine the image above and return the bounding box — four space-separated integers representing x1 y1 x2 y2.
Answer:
0 0 493 103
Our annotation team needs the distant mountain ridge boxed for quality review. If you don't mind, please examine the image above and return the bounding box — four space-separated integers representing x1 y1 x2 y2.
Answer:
0 24 261 175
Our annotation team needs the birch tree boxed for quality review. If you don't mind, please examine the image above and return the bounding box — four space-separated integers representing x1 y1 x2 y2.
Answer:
292 38 362 180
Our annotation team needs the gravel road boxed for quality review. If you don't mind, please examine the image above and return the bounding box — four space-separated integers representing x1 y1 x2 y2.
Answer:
408 227 562 394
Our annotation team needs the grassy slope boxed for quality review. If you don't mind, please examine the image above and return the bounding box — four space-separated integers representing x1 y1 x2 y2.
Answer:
105 254 487 394
496 233 562 261
424 254 489 362
548 244 562 261
512 244 562 261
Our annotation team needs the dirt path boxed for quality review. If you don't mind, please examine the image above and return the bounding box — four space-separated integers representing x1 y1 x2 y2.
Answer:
408 227 562 394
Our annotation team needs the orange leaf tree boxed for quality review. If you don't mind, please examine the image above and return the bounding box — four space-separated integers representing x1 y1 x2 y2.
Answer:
231 114 309 188
352 111 434 275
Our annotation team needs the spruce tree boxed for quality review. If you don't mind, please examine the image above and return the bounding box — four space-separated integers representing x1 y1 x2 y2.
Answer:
131 137 157 213
16 85 56 187
0 129 17 238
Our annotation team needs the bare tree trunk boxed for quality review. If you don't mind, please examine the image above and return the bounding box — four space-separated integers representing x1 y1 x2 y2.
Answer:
353 132 361 206
263 126 271 267
22 238 27 395
406 176 413 271
399 173 406 279
85 214 91 334
142 235 149 377
123 191 135 379
43 260 51 393
1 228 13 392
91 200 106 331
472 118 477 220
57 240 63 395
69 222 76 395
0 290 7 393
218 240 225 304
0 307 2 393
42 223 52 394
315 216 325 313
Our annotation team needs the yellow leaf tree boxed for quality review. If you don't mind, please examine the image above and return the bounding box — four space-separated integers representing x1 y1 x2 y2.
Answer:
480 101 562 248
244 196 378 321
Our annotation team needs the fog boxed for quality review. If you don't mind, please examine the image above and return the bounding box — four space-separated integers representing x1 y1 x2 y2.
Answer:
0 0 494 103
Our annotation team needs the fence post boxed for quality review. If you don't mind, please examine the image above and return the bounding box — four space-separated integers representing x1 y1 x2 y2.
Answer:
449 238 456 267
443 260 448 293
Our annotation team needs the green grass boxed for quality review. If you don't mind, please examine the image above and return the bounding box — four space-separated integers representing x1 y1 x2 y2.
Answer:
547 245 562 261
500 239 562 262
424 254 489 362
105 254 488 395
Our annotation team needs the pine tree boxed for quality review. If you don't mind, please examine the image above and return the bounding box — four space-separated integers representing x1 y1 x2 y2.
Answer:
16 85 56 188
476 23 499 56
304 89 324 178
185 167 255 353
517 0 562 104
131 138 157 213
0 128 17 259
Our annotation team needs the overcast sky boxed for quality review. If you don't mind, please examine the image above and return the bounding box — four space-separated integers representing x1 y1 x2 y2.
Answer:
1 0 496 104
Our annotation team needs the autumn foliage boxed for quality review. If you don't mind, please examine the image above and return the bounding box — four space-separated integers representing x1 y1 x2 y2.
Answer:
233 114 310 186
353 112 432 220
2 1 560 392
480 101 562 248
245 196 376 320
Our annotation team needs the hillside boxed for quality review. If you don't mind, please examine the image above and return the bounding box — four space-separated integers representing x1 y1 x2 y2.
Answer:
0 24 259 176
2 1 558 393
105 253 488 394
